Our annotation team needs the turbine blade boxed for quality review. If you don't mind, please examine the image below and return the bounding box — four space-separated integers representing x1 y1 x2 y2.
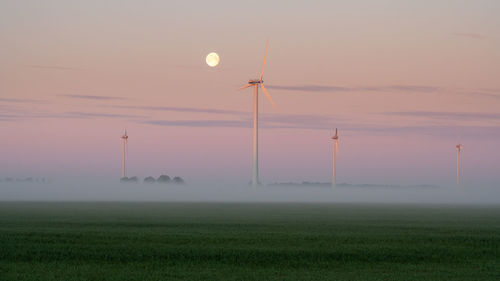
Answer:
260 84 278 113
336 140 339 153
238 84 252 90
260 40 269 80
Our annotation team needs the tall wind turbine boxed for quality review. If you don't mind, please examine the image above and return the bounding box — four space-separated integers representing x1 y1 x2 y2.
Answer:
121 130 128 178
456 143 463 185
238 41 277 186
331 128 339 188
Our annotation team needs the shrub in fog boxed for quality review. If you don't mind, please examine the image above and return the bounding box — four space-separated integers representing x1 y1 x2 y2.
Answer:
120 176 139 183
172 176 185 185
157 175 171 184
143 176 156 184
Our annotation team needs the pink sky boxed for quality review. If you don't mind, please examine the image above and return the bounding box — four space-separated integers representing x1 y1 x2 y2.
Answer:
1 0 499 185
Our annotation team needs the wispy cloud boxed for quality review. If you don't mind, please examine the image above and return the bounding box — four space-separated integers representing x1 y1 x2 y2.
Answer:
382 111 500 121
267 85 352 92
0 110 145 122
267 84 439 93
64 111 145 119
144 120 249 128
382 85 438 92
112 105 248 116
0 113 19 121
464 91 500 99
260 113 342 129
0 97 43 103
142 117 500 137
453 32 485 39
358 125 500 137
143 113 343 130
478 88 500 92
62 95 126 101
24 65 83 71
119 105 343 130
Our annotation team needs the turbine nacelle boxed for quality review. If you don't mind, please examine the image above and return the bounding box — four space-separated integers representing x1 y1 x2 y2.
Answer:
332 128 339 140
248 79 262 84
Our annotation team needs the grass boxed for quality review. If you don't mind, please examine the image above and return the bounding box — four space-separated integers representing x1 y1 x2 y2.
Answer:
0 202 499 280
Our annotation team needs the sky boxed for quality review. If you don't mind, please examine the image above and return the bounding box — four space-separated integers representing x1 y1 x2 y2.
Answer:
1 0 499 186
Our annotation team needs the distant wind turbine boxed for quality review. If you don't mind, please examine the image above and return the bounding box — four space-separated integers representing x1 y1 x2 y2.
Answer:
238 40 278 186
331 128 339 188
456 143 463 185
121 130 128 178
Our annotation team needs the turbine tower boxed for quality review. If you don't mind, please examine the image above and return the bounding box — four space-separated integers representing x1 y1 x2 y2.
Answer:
238 40 277 186
331 128 339 188
121 130 128 178
456 143 463 185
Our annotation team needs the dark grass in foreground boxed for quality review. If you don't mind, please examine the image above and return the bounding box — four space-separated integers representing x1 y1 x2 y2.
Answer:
0 203 499 280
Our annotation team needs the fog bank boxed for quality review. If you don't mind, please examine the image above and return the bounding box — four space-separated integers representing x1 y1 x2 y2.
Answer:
0 179 499 205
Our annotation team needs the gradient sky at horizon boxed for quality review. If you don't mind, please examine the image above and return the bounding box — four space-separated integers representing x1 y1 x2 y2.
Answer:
1 0 499 185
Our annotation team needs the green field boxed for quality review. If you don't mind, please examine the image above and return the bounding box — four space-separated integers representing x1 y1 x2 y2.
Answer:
0 202 499 280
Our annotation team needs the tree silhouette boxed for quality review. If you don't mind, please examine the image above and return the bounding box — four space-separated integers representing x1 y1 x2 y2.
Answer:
172 176 185 184
144 176 156 184
157 175 171 184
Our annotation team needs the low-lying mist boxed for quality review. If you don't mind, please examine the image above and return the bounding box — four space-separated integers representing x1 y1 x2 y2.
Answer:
0 179 499 204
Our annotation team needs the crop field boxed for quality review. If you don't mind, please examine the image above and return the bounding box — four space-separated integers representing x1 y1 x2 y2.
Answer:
0 202 499 280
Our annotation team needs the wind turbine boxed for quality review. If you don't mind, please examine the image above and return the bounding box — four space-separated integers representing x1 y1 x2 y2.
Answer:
456 143 463 185
121 130 128 178
238 40 277 186
331 128 339 188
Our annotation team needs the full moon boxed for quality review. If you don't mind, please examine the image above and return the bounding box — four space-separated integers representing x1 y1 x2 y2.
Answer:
206 52 220 67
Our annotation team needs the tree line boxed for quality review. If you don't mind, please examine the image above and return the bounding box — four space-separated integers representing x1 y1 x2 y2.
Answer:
120 175 185 184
